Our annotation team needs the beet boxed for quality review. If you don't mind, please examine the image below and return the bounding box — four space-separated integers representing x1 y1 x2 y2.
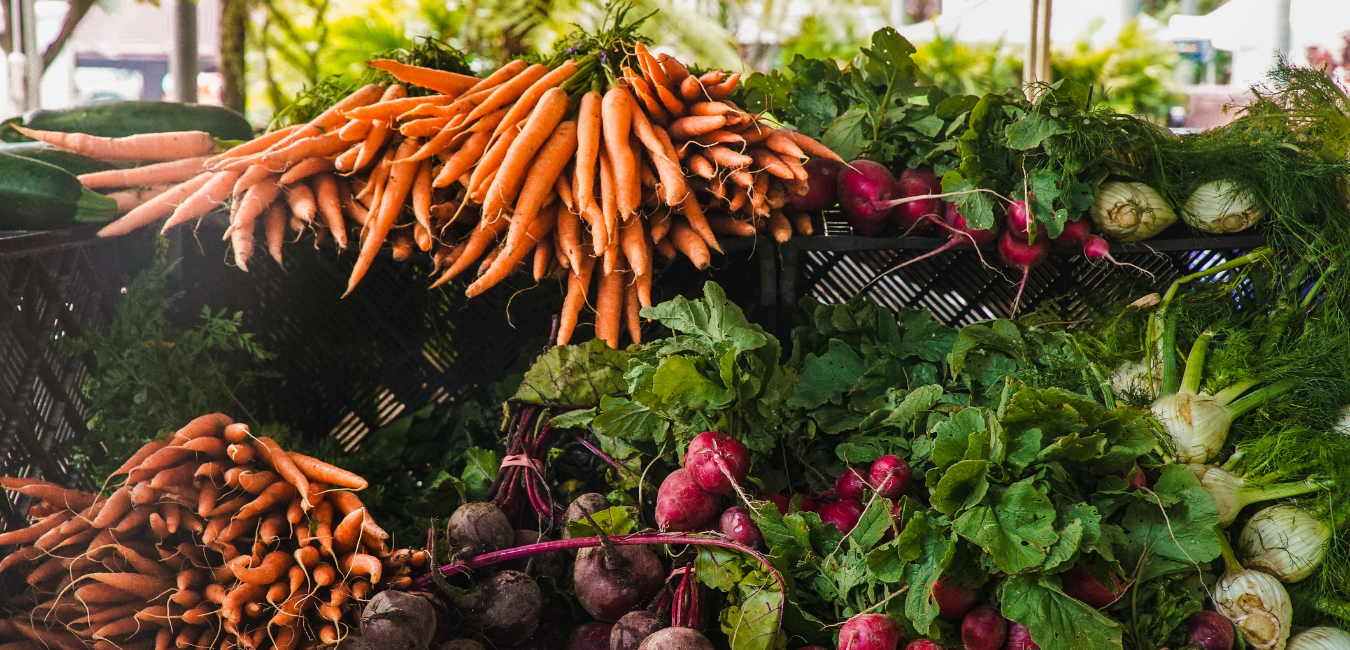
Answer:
869 455 911 499
1186 610 1235 650
1058 564 1122 609
566 622 614 650
719 506 764 549
362 591 438 650
563 494 611 539
574 534 665 622
336 637 374 650
440 641 487 650
891 167 943 231
503 529 566 579
835 468 868 501
839 613 904 650
818 499 864 533
637 627 714 650
683 431 750 495
904 642 943 650
655 469 720 532
932 577 980 621
472 569 543 645
1004 624 1038 650
610 611 665 650
789 158 843 211
838 160 896 237
762 492 790 515
447 502 514 560
960 605 1007 650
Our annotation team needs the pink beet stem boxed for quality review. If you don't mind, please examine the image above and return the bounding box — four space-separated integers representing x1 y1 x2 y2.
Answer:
878 188 1012 210
857 222 993 296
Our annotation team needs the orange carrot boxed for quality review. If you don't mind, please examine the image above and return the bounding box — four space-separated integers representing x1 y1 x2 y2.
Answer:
207 125 297 167
344 94 453 121
312 173 348 249
278 157 335 185
78 156 210 189
751 148 794 179
236 481 297 521
260 131 349 168
598 148 618 260
466 121 524 202
85 573 174 599
433 129 490 188
273 83 383 150
707 212 757 237
557 203 583 271
630 108 688 206
574 91 603 218
337 118 373 141
156 170 237 233
432 216 509 287
231 551 291 585
399 116 451 138
488 60 578 143
498 120 577 255
237 469 279 494
634 43 669 89
253 436 314 510
669 115 728 140
782 130 844 162
620 217 651 281
624 270 642 345
653 82 687 118
107 185 170 215
333 508 366 553
285 182 317 224
705 73 741 100
706 145 753 169
601 87 639 220
466 203 558 297
670 219 711 269
285 452 368 490
594 260 626 348
338 553 383 584
0 511 71 546
625 75 670 126
366 60 478 95
680 75 705 102
464 63 548 125
690 129 746 147
346 137 420 295
659 53 690 82
533 235 554 280
225 178 281 264
97 172 212 237
481 88 570 221
466 59 528 95
352 87 405 171
13 125 214 162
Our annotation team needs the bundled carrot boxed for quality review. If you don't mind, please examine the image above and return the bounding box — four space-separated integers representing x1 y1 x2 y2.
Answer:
0 413 408 650
54 37 838 350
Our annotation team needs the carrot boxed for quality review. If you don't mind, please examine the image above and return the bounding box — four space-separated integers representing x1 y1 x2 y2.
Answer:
344 94 452 121
630 109 688 206
690 129 746 147
432 129 490 188
532 236 554 280
686 153 715 179
332 508 366 553
705 145 753 169
338 553 383 583
8 480 96 511
705 73 741 100
670 219 711 269
0 511 70 546
148 463 199 491
248 437 313 511
707 212 757 237
489 60 578 144
107 185 170 215
399 116 450 138
653 81 687 118
594 260 626 349
670 115 729 141
285 452 368 490
78 156 210 190
782 130 844 162
85 573 174 599
277 157 335 185
557 203 583 272
13 125 214 162
222 422 249 443
620 216 652 281
624 270 642 345
98 172 213 237
327 490 389 541
237 469 279 494
234 481 297 522
481 88 570 221
231 164 275 201
767 209 792 243
273 83 383 151
601 87 639 220
230 550 291 585
11 621 83 650
680 75 705 102
466 120 524 202
221 582 266 623
634 43 669 89
750 148 794 179
465 63 549 126
499 121 577 255
264 202 286 263
260 130 349 168
411 159 434 243
337 118 373 141
313 563 337 588
659 53 690 82
626 75 670 126
555 168 575 211
598 149 617 257
346 137 420 295
680 195 721 252
431 214 508 287
573 91 604 217
353 101 398 172
466 203 558 297
359 60 473 96
312 173 349 248
286 182 318 224
207 125 298 167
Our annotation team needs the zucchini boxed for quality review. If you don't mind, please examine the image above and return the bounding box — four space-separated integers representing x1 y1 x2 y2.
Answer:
0 152 118 230
0 142 119 176
1 101 254 143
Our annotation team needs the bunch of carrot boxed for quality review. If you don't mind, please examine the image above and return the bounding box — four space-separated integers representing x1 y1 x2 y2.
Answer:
0 413 420 650
31 43 840 350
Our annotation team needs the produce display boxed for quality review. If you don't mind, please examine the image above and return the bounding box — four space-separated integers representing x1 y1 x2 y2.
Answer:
0 413 414 650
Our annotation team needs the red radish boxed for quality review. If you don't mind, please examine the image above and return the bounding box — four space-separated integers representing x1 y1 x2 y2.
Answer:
817 499 864 533
1052 218 1091 247
762 492 790 515
567 622 614 650
869 456 911 499
1003 624 1038 650
838 160 897 237
1081 235 1151 279
960 606 1007 650
932 578 980 621
655 469 720 532
839 614 904 650
1006 201 1046 239
904 642 943 650
789 159 843 211
1185 611 1235 650
684 432 750 495
796 494 821 513
998 232 1051 317
891 167 943 231
719 507 764 550
1059 564 1123 609
1113 464 1147 490
835 468 868 500
858 202 997 295
797 647 829 650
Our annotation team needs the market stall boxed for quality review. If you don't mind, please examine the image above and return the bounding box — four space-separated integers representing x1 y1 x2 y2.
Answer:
3 11 1350 650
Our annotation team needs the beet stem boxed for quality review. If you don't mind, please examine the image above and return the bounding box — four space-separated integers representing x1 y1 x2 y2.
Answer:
877 188 1012 209
582 511 627 572
573 433 625 475
856 223 991 297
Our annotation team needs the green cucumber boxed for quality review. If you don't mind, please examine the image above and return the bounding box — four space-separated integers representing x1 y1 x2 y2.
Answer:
0 142 120 176
0 152 118 230
1 101 254 142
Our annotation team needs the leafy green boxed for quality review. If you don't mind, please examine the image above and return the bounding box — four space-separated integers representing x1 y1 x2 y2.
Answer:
513 339 627 406
1000 574 1124 650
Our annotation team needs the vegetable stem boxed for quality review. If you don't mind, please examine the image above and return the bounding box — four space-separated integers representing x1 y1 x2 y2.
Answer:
1161 314 1180 396
1226 379 1298 418
1180 332 1213 395
1214 379 1260 407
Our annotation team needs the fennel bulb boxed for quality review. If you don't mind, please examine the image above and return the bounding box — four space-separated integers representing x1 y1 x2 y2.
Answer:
1182 180 1263 234
1237 504 1331 582
1288 627 1350 650
1090 181 1177 242
1212 568 1293 650
1197 466 1325 527
1335 406 1350 435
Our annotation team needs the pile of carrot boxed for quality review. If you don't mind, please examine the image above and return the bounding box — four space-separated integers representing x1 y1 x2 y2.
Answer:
24 44 841 350
0 413 421 650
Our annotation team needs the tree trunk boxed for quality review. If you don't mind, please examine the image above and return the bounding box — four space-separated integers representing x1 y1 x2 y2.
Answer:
220 0 246 113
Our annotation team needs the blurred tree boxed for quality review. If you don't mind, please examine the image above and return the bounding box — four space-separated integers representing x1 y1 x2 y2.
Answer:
912 30 1021 96
774 15 868 69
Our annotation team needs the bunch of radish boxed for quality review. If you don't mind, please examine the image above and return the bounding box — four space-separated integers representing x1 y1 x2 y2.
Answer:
0 413 409 650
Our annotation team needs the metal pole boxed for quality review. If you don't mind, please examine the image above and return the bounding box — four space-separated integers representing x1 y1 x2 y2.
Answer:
20 0 39 110
170 0 199 102
1274 0 1292 62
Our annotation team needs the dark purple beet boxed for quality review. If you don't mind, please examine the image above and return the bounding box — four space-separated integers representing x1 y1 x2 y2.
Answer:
637 628 714 650
610 611 664 650
904 642 944 650
573 542 665 623
817 499 864 533
838 160 896 237
1186 611 1235 650
839 613 904 650
361 591 437 650
472 570 543 645
835 468 868 500
1059 564 1123 609
932 578 980 621
869 456 911 499
562 494 610 539
655 469 720 533
719 507 764 549
789 158 843 211
1003 624 1038 650
567 622 614 650
960 605 1007 650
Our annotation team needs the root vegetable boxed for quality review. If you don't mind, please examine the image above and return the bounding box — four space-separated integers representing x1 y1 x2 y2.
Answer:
762 493 789 515
932 577 980 621
563 494 610 539
473 569 543 645
362 591 437 650
718 507 763 550
610 611 664 650
960 605 1007 650
1005 201 1045 239
835 468 868 501
566 623 614 650
998 231 1050 316
787 158 842 211
683 432 750 495
904 643 942 650
503 529 566 579
1051 218 1091 247
636 627 714 650
1004 624 1038 650
573 532 664 622
440 641 487 650
868 455 911 499
1058 564 1123 608
837 161 896 237
1186 611 1235 650
891 167 942 230
655 469 720 533
818 499 864 533
839 614 903 650
447 502 514 559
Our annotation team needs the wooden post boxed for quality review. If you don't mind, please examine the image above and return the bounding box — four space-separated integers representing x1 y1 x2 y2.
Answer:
1024 0 1040 87
170 0 199 103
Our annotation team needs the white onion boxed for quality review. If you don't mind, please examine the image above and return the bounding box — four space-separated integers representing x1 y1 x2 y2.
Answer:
1182 180 1263 234
1238 504 1331 583
1212 568 1292 650
1090 181 1177 242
